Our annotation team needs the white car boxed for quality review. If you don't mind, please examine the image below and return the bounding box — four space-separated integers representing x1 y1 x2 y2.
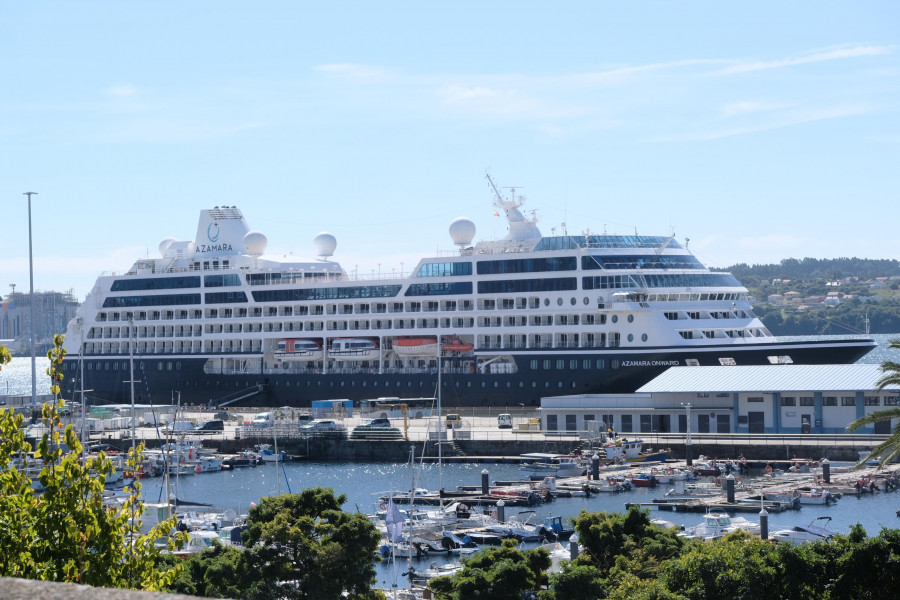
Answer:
299 419 345 433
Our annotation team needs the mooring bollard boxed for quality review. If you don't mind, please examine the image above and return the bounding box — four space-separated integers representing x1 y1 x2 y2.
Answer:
569 532 580 560
496 499 505 523
481 468 490 495
591 453 600 481
822 458 830 484
759 507 768 540
726 473 735 503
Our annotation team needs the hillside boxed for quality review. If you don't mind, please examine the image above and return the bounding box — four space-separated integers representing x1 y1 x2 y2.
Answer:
715 258 900 335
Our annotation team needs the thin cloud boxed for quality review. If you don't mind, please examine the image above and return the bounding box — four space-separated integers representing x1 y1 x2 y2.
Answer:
652 104 874 142
713 45 892 75
436 84 586 120
721 101 791 117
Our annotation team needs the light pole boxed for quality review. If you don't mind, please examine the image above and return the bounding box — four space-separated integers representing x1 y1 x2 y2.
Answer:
23 192 37 406
681 402 693 466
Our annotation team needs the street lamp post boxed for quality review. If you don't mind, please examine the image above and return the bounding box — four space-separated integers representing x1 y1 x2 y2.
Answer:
682 402 693 467
23 192 37 406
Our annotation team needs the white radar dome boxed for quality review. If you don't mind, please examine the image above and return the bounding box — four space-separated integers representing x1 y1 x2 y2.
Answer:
449 217 476 247
243 230 268 256
158 237 177 257
314 232 337 258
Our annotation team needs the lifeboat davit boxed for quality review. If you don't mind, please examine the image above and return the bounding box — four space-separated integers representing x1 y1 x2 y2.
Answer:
393 338 439 357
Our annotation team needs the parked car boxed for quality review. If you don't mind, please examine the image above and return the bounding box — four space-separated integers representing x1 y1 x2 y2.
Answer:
168 420 196 432
251 412 276 427
299 419 345 434
352 417 401 439
497 413 513 429
446 414 461 429
196 419 225 432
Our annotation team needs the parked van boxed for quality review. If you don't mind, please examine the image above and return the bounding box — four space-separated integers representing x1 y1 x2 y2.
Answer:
252 412 276 428
497 413 512 429
446 414 461 429
169 421 196 432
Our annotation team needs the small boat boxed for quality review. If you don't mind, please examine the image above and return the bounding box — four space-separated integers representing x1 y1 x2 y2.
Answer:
329 338 379 361
519 453 586 480
274 338 323 361
771 517 840 544
602 439 669 464
764 487 837 505
679 512 761 541
625 472 657 488
257 444 289 462
441 337 474 353
392 337 438 356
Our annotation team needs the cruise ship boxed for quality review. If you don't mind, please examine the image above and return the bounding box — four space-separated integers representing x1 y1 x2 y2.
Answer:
60 177 876 408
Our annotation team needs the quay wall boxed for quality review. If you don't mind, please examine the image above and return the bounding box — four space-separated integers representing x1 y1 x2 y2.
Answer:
134 436 867 463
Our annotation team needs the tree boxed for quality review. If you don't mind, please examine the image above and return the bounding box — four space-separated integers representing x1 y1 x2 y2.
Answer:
428 539 551 600
0 335 183 589
847 338 900 468
570 506 685 578
235 487 384 600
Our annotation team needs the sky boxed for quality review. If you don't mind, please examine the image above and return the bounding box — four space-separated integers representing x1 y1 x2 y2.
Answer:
1 1 897 301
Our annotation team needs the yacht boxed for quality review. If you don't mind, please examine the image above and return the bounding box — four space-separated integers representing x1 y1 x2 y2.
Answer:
60 175 875 407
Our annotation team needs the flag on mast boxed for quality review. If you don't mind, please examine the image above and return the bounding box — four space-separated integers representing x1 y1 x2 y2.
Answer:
384 498 405 543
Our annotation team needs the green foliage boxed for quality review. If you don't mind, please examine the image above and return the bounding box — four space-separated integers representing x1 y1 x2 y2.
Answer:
571 506 686 578
233 487 383 600
0 335 184 590
543 563 607 600
429 539 551 600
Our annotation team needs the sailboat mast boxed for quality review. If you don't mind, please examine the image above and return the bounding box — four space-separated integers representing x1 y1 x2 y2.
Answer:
437 338 442 496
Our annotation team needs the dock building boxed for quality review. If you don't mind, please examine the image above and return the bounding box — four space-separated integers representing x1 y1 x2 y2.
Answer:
537 363 899 436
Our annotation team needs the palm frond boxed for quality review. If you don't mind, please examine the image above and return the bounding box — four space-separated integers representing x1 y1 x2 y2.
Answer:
846 407 900 432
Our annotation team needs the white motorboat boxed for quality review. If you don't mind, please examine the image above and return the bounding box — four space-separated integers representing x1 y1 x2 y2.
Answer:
771 517 840 544
679 512 761 541
519 453 586 480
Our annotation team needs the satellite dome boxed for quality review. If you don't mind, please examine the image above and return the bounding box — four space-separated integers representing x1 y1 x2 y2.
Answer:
243 230 268 256
449 217 476 247
314 232 337 258
158 237 177 257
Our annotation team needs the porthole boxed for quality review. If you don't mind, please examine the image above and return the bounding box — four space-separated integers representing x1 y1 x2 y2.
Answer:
494 382 499 388
506 382 512 388
571 382 577 388
627 334 634 342
557 298 563 306
285 381 290 387
557 382 563 388
481 382 486 388
544 298 550 306
611 315 618 323
519 381 524 388
641 333 648 342
583 297 589 305
570 297 576 305
531 382 537 388
467 382 472 388
544 382 550 388
627 314 634 323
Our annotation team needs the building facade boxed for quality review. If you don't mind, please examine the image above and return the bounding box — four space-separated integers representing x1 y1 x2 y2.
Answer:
0 290 80 355
538 364 899 436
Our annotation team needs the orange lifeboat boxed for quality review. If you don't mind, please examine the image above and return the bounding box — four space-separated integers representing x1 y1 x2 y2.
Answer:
442 337 474 353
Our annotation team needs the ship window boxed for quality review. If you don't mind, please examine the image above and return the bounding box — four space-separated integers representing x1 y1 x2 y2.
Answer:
543 360 551 370
583 297 589 305
544 299 550 306
557 298 563 306
611 315 618 323
627 314 634 323
627 334 634 342
556 360 565 369
641 333 648 342
531 382 537 388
